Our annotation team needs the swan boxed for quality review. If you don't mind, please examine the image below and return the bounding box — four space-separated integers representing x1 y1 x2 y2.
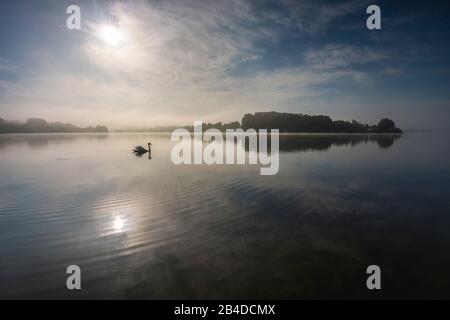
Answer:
133 142 152 155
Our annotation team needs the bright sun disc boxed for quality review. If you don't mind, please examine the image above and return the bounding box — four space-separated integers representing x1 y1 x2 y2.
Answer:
113 216 125 232
99 25 123 46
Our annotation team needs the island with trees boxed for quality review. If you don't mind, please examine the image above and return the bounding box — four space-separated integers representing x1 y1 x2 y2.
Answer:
0 118 108 134
1 112 402 134
117 111 402 133
241 112 402 133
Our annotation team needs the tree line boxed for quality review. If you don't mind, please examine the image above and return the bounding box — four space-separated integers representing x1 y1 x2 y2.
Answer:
1 112 402 134
162 113 401 133
241 112 402 133
0 118 108 133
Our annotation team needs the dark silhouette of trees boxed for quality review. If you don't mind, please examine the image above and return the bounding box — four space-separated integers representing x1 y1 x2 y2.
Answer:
245 135 401 152
378 118 395 131
1 112 402 134
0 117 108 133
242 112 402 133
375 118 401 133
242 112 334 132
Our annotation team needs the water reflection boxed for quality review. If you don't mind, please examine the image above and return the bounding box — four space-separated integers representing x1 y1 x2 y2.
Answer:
0 133 449 299
0 133 400 152
133 152 152 159
0 133 109 149
246 134 402 152
113 216 125 233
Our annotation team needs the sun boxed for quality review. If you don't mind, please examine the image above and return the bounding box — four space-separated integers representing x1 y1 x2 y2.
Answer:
98 25 123 46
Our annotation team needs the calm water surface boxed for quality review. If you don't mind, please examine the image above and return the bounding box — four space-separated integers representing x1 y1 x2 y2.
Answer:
0 133 449 299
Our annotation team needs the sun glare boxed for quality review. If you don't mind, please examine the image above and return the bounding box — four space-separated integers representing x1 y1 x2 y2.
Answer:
113 216 125 232
98 25 123 46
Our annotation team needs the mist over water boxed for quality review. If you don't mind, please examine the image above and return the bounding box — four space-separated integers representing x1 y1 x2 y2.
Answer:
0 133 449 299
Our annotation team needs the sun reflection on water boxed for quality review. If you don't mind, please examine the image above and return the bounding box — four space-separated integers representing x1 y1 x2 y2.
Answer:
97 206 136 236
113 216 125 233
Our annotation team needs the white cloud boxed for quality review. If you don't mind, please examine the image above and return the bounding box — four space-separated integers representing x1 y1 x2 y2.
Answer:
284 0 371 35
305 44 388 70
0 0 393 128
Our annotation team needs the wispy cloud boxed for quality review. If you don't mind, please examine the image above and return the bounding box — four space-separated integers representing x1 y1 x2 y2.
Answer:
305 44 388 70
0 0 448 129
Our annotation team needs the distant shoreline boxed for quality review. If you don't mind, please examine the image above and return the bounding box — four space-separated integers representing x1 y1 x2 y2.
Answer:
0 132 404 135
115 111 403 134
110 131 404 135
0 118 108 134
1 111 403 134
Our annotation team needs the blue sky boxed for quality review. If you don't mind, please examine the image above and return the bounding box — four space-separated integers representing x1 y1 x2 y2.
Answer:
0 0 449 130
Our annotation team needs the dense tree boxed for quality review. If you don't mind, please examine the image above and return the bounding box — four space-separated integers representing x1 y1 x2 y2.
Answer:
242 112 334 132
0 118 108 133
1 113 402 134
378 118 395 130
377 118 396 131
242 112 402 133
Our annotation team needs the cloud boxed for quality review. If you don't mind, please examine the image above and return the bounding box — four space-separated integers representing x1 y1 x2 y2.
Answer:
284 0 371 35
1 0 443 129
305 44 387 70
0 57 30 75
3 1 370 126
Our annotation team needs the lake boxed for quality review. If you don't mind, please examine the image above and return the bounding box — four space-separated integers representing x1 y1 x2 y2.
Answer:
0 133 449 299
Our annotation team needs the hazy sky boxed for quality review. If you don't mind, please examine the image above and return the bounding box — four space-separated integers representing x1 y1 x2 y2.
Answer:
0 0 449 130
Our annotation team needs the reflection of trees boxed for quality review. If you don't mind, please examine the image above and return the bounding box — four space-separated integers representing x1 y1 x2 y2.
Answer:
281 135 401 152
375 136 396 149
245 134 401 152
